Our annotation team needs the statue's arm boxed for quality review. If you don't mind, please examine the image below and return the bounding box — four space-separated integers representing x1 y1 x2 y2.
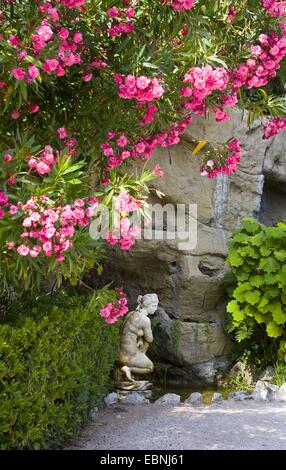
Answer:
143 319 153 343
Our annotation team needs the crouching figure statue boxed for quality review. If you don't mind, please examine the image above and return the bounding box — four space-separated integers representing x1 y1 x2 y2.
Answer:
118 293 158 390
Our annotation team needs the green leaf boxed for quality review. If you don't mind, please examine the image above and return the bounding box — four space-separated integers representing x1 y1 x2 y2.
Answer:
244 291 261 305
259 257 280 273
227 251 244 267
274 250 286 262
260 246 271 257
227 300 245 322
242 218 261 234
268 302 286 325
266 322 283 338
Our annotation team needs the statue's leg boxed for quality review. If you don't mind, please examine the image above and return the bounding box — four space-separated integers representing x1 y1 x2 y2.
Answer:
128 353 154 376
129 366 153 375
121 365 136 382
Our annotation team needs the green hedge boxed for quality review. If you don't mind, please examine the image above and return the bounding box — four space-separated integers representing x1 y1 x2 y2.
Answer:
0 291 119 449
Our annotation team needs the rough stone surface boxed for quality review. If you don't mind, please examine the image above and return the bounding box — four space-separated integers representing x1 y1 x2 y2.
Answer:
276 384 286 402
185 392 203 405
211 393 223 404
90 407 98 419
155 393 181 405
228 391 250 401
121 392 150 405
67 401 286 450
252 380 269 401
252 382 279 402
104 392 118 406
267 384 279 402
259 366 275 382
103 109 286 384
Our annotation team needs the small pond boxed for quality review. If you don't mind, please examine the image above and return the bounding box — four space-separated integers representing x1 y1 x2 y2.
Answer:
152 381 233 404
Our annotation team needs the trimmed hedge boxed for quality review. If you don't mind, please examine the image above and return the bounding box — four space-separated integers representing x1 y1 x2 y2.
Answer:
0 291 119 449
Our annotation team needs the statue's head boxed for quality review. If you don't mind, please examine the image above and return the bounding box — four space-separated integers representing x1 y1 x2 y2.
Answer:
137 293 159 316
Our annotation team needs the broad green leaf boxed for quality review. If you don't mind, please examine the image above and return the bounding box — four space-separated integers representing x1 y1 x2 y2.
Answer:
268 302 286 325
266 322 283 338
244 290 261 305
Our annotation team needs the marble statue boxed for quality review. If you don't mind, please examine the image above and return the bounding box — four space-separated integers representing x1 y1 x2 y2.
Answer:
118 293 159 390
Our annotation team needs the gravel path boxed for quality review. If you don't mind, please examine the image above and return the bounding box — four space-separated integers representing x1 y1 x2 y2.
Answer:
68 401 286 450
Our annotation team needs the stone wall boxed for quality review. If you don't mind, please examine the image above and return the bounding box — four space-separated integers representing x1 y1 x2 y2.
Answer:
104 109 286 385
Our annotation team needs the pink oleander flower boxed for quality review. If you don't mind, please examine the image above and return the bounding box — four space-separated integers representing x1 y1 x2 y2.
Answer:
9 35 20 47
227 6 238 23
38 24 53 41
107 6 119 17
152 165 164 177
18 51 27 61
59 27 69 39
172 0 196 11
100 289 128 324
9 205 18 215
0 192 8 206
29 103 40 113
43 59 59 72
11 110 21 120
28 65 40 80
6 242 15 250
12 67 26 80
139 104 158 126
17 245 30 256
4 153 12 162
90 58 108 69
107 22 135 37
57 127 68 139
73 32 83 43
115 192 141 212
214 107 229 122
116 133 129 147
83 73 93 82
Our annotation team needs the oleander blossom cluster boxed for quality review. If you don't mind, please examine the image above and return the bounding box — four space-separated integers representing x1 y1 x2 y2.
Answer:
171 0 196 11
232 31 286 90
56 0 85 7
107 5 135 37
115 191 141 212
105 192 142 250
100 116 193 181
181 65 229 118
263 116 286 138
28 145 58 175
115 74 164 103
105 217 141 250
200 139 241 178
100 289 128 324
0 191 18 219
7 196 98 260
179 23 286 126
139 104 158 127
262 0 286 17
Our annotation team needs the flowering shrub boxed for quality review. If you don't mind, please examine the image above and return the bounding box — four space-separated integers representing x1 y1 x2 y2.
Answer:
1 0 286 304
